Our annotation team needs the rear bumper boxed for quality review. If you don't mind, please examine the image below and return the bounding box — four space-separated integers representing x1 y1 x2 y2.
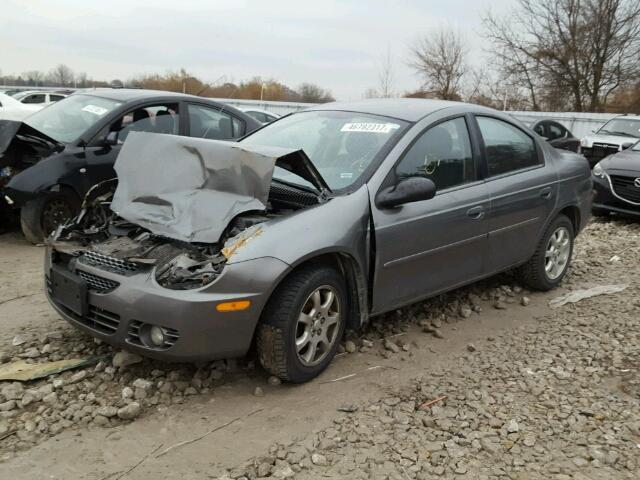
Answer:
45 250 290 362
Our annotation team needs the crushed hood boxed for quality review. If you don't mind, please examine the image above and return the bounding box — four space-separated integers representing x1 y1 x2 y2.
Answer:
0 120 63 169
111 132 329 244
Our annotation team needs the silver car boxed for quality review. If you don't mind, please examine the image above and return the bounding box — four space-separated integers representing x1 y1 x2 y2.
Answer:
46 99 593 383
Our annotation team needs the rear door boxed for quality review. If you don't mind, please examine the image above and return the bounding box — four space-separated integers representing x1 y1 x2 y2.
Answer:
474 115 557 273
371 115 489 313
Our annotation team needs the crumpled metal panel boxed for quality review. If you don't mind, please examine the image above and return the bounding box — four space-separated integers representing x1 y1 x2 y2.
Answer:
0 120 22 156
110 132 299 243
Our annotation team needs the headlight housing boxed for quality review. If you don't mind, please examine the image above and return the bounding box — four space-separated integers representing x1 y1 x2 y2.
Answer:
593 162 606 179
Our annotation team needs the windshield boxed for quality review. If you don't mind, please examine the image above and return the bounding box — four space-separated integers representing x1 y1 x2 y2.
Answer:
241 110 408 190
24 94 122 143
598 118 640 138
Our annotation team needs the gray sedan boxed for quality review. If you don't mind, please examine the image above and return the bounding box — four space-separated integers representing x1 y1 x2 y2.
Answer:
46 99 593 383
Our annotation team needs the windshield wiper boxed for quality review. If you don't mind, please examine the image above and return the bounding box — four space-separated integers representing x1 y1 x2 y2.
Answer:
609 131 637 138
16 133 58 150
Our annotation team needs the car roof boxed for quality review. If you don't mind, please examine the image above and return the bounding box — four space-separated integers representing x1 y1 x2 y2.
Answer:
72 88 213 103
612 114 640 120
306 98 479 122
242 108 279 116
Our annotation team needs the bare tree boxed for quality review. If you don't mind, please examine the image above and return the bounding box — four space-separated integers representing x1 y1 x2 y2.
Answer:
484 0 640 112
377 47 395 98
75 72 89 88
410 28 468 100
48 64 74 87
297 83 334 103
23 70 45 87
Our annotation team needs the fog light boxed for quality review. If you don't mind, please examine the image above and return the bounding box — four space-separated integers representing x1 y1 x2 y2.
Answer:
149 325 166 346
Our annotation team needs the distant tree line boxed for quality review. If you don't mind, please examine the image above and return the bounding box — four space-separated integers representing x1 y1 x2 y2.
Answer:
3 0 639 112
0 66 335 103
369 0 640 113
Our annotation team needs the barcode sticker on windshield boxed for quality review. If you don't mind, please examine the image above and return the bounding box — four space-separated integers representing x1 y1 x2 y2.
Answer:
341 122 400 134
82 105 109 116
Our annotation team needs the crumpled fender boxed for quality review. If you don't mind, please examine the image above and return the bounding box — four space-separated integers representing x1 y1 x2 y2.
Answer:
4 154 88 206
222 185 371 268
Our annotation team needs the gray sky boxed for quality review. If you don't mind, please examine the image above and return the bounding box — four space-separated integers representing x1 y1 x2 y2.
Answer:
1 0 514 100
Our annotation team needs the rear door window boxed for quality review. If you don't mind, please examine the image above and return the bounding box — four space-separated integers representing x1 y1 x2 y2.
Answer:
23 94 46 104
548 123 565 140
188 104 244 140
477 116 540 176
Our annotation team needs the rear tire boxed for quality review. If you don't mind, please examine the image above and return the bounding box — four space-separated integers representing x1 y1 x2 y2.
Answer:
257 265 348 383
518 214 574 291
20 190 80 244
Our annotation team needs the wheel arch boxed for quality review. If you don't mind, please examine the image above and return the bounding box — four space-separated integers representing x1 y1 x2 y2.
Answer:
258 250 368 333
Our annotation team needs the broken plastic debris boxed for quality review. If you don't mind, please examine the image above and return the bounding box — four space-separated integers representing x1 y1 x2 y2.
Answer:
337 404 359 413
0 357 102 382
549 284 628 308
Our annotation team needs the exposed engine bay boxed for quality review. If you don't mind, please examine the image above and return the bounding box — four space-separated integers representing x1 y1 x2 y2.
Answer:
48 132 330 290
51 177 320 290
0 120 62 189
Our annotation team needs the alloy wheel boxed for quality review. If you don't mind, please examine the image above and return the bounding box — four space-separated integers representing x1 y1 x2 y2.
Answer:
295 285 341 367
545 226 571 280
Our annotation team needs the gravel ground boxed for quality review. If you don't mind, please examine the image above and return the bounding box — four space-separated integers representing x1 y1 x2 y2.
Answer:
218 219 640 480
0 217 639 480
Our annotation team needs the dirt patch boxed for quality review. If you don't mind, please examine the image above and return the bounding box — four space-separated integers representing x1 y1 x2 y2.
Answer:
0 218 638 479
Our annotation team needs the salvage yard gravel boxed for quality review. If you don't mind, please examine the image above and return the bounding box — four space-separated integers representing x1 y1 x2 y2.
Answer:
0 218 639 480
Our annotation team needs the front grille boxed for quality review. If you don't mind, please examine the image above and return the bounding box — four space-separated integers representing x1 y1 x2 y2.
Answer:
53 300 121 335
610 175 640 204
76 270 120 293
127 320 179 350
585 143 618 160
78 251 139 275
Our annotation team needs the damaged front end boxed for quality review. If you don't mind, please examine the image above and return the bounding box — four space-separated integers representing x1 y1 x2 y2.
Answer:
49 132 329 291
0 120 63 198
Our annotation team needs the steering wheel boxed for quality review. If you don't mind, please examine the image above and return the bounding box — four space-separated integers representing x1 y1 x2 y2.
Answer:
422 153 440 176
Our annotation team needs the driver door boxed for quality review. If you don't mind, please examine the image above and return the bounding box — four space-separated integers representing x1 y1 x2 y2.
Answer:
370 116 489 313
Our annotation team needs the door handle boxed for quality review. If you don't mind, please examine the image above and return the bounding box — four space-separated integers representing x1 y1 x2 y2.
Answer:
540 187 553 199
466 206 485 219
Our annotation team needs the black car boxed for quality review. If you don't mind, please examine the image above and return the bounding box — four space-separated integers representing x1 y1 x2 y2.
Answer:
529 119 580 152
1 89 261 242
592 141 640 218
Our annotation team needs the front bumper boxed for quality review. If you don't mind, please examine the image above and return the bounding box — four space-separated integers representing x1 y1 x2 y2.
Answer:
45 250 291 362
592 175 640 218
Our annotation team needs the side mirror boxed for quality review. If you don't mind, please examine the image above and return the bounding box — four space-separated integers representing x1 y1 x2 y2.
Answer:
103 130 119 146
376 176 436 209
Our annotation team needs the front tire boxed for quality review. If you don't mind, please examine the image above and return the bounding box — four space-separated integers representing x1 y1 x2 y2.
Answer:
257 265 348 383
20 191 80 244
518 214 574 291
